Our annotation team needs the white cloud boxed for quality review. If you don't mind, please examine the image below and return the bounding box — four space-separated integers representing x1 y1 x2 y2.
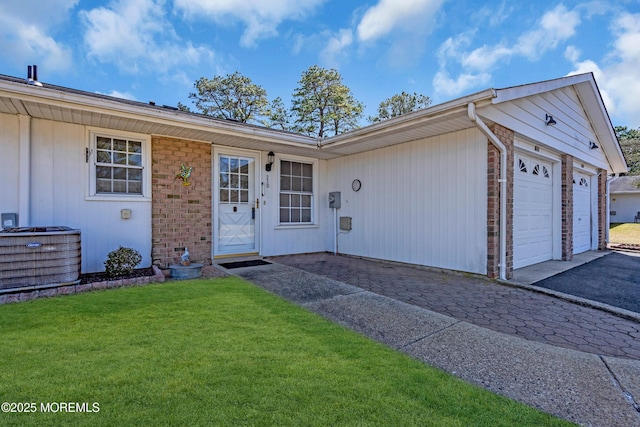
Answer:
0 0 76 73
1 0 78 27
564 46 581 63
319 29 353 67
433 70 490 98
599 13 640 126
565 12 640 127
80 0 213 74
462 44 512 72
514 5 581 60
173 0 326 48
565 58 615 112
356 0 445 42
433 4 582 97
99 90 137 101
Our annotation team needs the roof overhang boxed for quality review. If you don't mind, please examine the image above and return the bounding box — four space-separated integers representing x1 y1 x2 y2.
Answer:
0 77 328 158
319 89 496 156
0 72 627 172
0 75 498 160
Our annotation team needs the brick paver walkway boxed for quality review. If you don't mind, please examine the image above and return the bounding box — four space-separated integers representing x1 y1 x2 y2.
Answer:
271 253 640 360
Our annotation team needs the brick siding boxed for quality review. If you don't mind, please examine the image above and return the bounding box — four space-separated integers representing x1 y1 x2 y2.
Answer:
486 124 514 279
152 137 212 268
597 168 607 250
561 155 573 260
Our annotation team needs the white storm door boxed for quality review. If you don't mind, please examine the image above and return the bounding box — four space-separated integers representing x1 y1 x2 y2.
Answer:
573 172 592 254
216 152 259 255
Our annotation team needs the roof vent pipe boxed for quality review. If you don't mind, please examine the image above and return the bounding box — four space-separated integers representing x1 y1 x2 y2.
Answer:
26 65 43 87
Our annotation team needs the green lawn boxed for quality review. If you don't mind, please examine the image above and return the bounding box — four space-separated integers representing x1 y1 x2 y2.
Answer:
0 278 571 426
610 223 640 245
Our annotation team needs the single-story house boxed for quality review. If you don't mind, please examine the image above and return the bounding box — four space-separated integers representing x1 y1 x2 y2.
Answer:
0 71 627 280
609 176 640 223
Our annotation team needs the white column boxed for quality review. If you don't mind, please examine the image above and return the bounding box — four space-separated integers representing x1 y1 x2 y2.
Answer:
18 114 31 226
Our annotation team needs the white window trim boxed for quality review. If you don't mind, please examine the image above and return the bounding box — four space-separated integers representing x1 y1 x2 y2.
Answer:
86 128 151 201
277 154 319 226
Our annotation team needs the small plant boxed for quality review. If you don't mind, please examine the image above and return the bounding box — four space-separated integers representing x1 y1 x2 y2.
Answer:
104 246 142 278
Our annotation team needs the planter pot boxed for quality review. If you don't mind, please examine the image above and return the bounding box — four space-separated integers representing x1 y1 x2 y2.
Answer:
169 263 204 280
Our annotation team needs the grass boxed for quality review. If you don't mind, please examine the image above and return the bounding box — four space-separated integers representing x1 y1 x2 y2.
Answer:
610 223 640 245
0 278 572 426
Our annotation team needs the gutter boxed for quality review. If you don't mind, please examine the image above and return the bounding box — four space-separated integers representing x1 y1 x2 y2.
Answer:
321 89 497 150
468 102 507 280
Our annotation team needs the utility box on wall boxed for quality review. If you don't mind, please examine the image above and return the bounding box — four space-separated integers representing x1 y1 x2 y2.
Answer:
329 192 341 209
1 213 18 229
339 216 352 231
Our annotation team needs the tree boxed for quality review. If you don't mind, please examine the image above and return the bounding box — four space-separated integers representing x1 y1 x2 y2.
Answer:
263 97 292 131
291 65 364 138
368 91 432 123
187 71 268 123
177 101 191 113
616 126 640 175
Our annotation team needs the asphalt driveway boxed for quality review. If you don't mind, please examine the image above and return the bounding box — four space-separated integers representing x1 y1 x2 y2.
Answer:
533 251 640 314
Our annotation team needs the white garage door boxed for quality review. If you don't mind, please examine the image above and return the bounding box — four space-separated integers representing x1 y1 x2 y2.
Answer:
514 154 553 269
573 172 592 254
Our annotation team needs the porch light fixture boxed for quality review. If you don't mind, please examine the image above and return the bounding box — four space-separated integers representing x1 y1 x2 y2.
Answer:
266 151 275 171
589 141 599 150
545 114 557 126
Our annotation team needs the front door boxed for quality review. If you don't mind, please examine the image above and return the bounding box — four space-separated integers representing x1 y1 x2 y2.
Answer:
214 150 259 256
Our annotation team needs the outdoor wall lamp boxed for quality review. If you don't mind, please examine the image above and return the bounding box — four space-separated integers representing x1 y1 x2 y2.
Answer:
545 114 557 126
589 141 599 150
266 151 275 171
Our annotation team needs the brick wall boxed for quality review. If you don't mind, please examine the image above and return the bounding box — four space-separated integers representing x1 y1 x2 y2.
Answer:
152 137 212 268
561 155 573 260
486 142 500 278
597 168 607 250
487 124 514 279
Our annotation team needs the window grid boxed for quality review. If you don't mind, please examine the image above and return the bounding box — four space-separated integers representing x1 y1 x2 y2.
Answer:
95 136 143 194
219 156 250 204
279 160 313 224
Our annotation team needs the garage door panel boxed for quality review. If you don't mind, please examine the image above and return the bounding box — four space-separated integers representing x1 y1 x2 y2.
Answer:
573 172 591 254
514 154 553 269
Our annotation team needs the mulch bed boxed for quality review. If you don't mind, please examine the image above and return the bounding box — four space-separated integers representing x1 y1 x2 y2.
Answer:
79 267 156 284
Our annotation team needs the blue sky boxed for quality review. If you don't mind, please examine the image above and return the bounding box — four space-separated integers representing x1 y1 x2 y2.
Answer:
1 0 639 129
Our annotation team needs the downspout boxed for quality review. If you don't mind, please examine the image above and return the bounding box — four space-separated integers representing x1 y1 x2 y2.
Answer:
468 103 507 280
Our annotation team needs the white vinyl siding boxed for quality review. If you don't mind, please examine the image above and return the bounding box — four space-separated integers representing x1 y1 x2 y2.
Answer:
0 113 20 218
28 120 152 273
325 128 487 275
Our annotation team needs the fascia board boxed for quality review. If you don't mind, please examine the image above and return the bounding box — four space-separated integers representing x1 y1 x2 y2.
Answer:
0 80 317 149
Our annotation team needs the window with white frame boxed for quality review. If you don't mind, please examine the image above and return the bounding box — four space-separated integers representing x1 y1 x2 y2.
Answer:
89 131 149 198
279 160 313 224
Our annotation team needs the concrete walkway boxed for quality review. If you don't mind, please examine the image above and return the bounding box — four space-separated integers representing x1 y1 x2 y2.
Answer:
215 253 640 427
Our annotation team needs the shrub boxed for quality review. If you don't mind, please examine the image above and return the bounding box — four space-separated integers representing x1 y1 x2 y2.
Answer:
104 246 142 278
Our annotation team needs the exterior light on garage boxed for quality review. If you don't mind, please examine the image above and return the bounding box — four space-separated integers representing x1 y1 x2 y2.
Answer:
589 141 599 150
545 114 557 126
